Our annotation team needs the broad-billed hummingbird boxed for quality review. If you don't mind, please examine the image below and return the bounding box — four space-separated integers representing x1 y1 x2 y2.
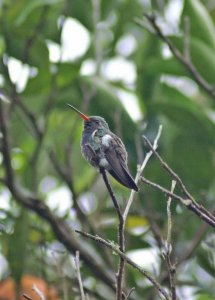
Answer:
68 104 138 191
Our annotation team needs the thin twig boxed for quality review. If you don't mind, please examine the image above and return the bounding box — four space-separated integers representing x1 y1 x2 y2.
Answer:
76 230 170 300
166 181 176 251
143 135 193 201
100 168 125 300
74 251 86 300
32 284 45 300
143 13 215 100
125 287 135 300
143 136 215 223
163 181 177 300
123 125 163 221
141 177 215 228
23 294 33 300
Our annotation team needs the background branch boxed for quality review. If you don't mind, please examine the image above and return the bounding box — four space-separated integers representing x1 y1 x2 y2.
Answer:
141 177 215 228
142 13 215 100
142 136 215 227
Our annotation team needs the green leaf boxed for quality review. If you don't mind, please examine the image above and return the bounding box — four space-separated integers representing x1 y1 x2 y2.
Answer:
195 294 214 300
0 36 5 57
153 84 215 143
170 36 215 85
144 57 187 77
125 215 148 230
181 0 215 50
7 210 29 284
7 0 62 26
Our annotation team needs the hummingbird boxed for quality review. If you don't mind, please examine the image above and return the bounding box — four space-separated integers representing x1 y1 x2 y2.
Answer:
67 104 138 191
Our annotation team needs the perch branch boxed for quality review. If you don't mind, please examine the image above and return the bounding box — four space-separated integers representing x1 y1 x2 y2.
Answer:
100 168 125 300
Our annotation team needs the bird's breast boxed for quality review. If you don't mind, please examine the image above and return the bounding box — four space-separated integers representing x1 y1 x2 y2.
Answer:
101 134 112 147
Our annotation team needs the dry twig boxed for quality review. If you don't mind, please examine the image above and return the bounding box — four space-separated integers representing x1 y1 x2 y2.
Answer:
74 251 87 300
142 136 215 228
76 230 170 300
163 181 177 300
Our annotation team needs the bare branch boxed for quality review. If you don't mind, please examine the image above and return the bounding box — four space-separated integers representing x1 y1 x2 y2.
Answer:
32 284 46 300
163 181 177 300
76 230 170 300
74 251 86 300
23 294 33 300
123 125 163 221
143 135 215 224
100 168 125 300
141 177 215 228
143 135 193 201
125 287 135 300
143 13 215 100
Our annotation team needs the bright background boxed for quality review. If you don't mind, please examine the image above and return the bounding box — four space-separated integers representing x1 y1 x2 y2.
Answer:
0 0 215 299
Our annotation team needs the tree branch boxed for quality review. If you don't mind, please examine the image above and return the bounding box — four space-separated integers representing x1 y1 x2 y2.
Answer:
163 181 177 300
76 230 170 300
74 251 87 300
141 177 215 228
100 168 125 300
142 13 215 100
123 125 163 221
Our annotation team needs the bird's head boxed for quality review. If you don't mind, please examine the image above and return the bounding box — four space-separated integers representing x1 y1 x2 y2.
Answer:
67 104 109 132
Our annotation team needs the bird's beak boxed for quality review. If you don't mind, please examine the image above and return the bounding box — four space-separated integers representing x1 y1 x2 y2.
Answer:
67 104 90 121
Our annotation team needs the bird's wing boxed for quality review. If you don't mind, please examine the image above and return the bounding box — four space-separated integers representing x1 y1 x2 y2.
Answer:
104 134 138 191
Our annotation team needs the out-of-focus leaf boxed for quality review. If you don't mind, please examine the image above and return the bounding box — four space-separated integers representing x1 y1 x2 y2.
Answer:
144 57 187 77
135 33 161 109
170 36 215 85
150 84 215 190
7 209 29 284
56 62 81 87
125 215 148 230
197 247 215 278
153 84 215 143
181 0 215 50
5 0 62 26
0 36 5 57
67 0 93 31
195 293 214 300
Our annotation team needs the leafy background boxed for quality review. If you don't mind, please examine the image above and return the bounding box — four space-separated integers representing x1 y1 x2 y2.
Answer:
0 0 215 299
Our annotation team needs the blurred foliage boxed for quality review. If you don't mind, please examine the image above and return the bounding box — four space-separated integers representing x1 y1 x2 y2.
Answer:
0 0 215 299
